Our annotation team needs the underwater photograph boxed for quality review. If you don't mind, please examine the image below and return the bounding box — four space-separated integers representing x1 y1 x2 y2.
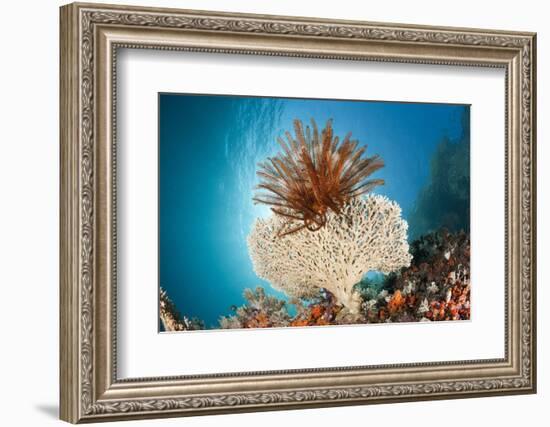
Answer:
158 93 471 332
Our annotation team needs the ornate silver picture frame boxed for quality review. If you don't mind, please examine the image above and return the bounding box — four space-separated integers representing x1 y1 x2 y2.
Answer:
60 2 536 423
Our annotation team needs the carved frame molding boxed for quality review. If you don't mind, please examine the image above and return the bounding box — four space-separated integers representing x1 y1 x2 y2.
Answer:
60 2 536 423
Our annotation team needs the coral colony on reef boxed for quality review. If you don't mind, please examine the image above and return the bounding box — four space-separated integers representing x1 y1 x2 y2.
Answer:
159 117 471 332
247 195 411 314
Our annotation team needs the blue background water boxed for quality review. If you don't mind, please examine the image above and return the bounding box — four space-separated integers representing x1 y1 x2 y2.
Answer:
159 93 469 328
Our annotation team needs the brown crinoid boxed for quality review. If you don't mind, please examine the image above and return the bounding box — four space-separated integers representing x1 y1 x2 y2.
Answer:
253 118 385 237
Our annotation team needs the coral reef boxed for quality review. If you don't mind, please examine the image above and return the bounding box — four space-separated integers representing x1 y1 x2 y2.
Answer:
160 229 470 330
219 287 292 329
357 229 470 322
247 195 412 313
223 229 470 328
288 290 344 326
253 118 384 236
159 287 204 331
160 114 471 331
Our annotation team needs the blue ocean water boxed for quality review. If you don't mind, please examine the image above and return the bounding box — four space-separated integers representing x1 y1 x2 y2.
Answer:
159 94 469 328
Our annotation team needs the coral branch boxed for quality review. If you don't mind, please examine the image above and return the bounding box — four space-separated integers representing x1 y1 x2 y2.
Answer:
247 195 412 312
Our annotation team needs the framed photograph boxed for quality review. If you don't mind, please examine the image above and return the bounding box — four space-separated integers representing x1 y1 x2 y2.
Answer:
60 2 537 423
